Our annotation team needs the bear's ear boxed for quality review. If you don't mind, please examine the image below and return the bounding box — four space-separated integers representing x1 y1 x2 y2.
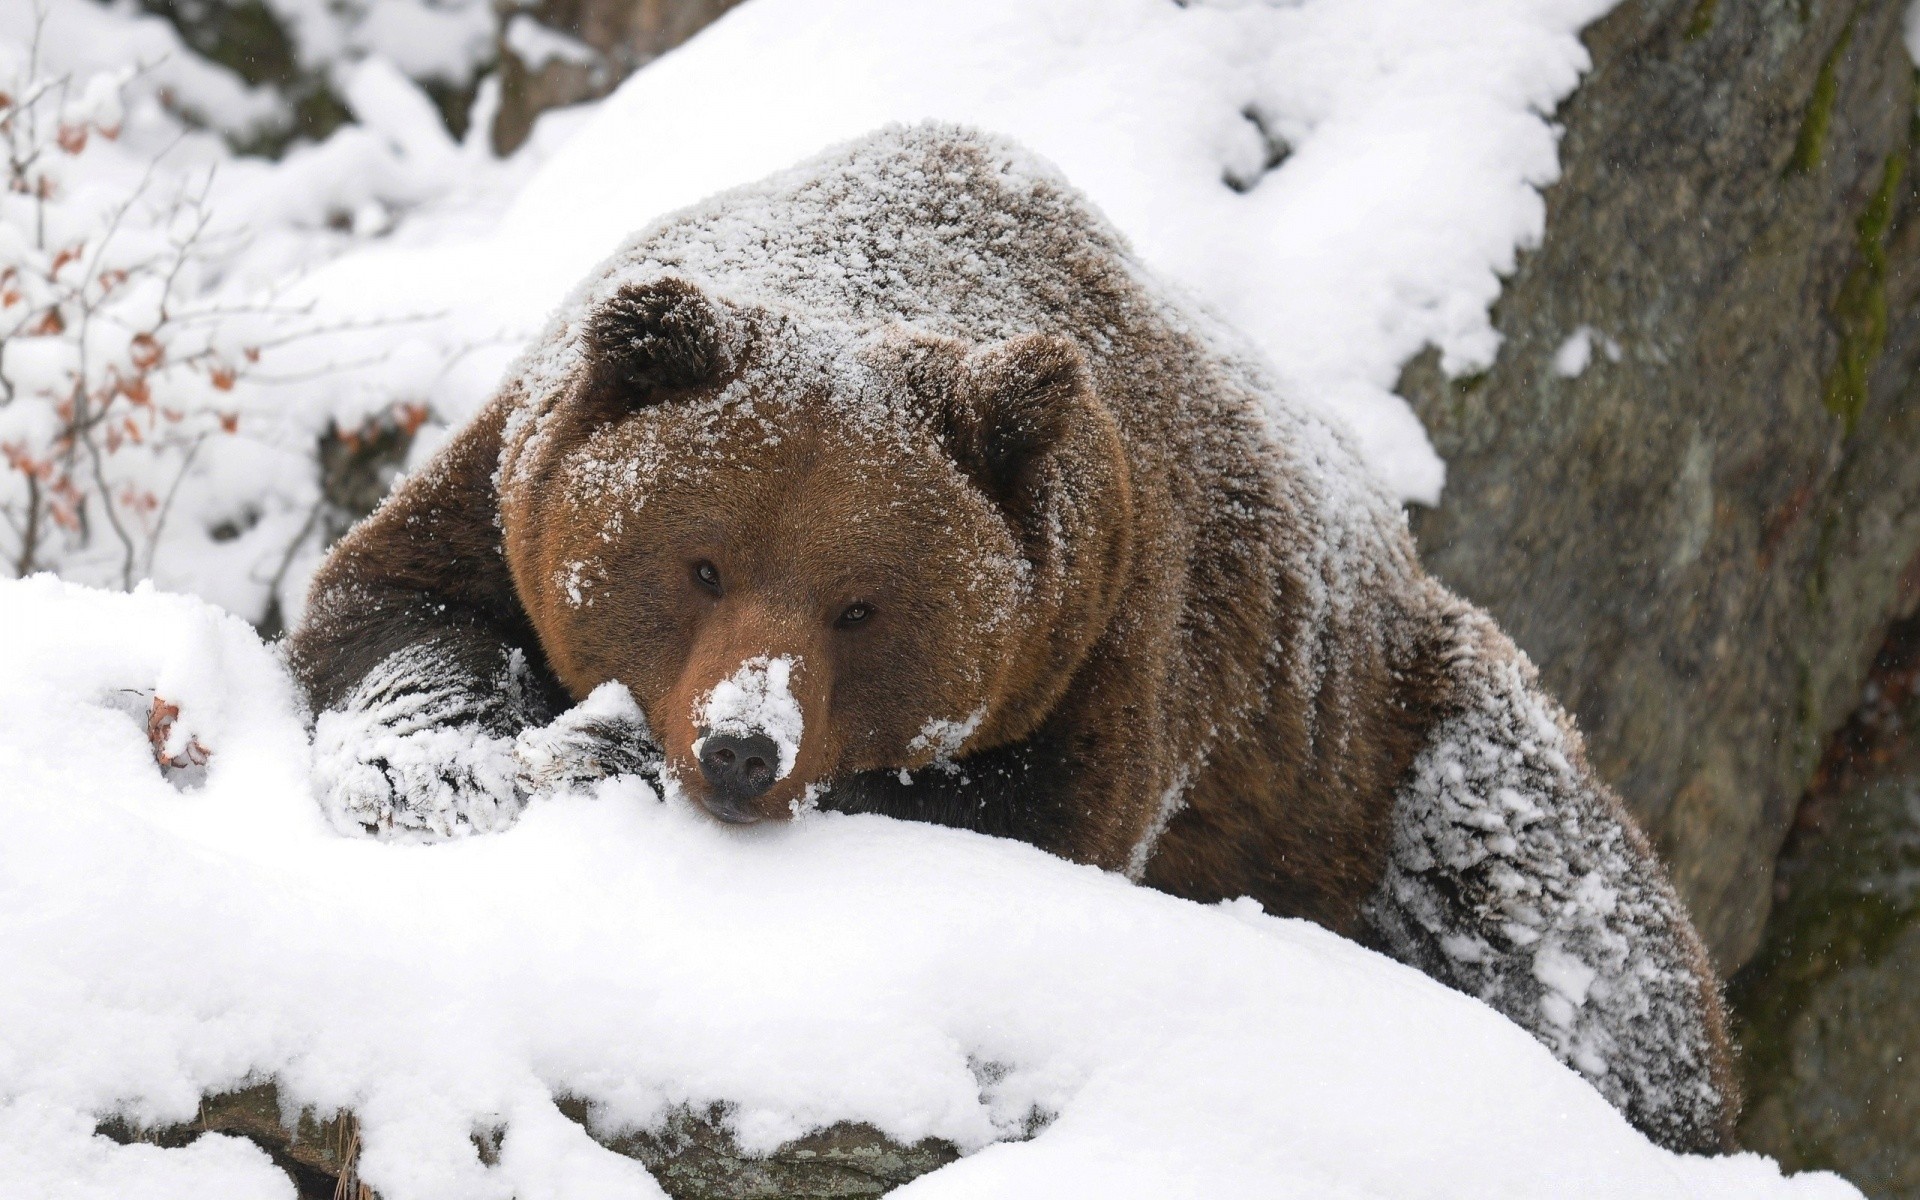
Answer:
944 333 1094 524
578 276 736 417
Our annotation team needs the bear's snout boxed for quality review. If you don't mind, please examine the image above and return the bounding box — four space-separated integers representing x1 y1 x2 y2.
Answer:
695 728 779 822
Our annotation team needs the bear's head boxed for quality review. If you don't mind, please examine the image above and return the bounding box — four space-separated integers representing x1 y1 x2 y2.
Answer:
499 275 1133 823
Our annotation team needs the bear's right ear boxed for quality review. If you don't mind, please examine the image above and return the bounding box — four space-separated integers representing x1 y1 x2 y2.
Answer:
577 276 736 419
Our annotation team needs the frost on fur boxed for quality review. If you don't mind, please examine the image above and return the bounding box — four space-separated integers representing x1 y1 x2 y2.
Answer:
1363 606 1730 1152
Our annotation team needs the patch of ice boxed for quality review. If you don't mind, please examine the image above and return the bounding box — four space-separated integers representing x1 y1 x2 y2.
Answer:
694 655 804 780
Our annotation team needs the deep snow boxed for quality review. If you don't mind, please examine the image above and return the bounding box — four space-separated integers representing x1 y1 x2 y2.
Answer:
0 577 1864 1198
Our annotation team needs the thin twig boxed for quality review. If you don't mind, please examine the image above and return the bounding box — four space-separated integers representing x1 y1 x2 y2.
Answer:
143 433 205 578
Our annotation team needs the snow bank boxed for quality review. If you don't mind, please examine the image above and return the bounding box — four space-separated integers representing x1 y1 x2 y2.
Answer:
298 0 1617 506
0 577 1859 1199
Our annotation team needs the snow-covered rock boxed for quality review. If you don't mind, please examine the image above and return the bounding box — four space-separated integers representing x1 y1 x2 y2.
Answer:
0 577 1861 1199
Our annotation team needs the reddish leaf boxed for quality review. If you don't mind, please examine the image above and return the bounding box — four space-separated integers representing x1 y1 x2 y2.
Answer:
209 366 236 391
128 332 163 370
218 412 239 434
147 696 212 771
28 307 64 335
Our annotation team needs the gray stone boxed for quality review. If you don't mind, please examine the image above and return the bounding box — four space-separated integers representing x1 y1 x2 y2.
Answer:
1398 0 1920 969
1733 621 1920 1196
101 1087 957 1200
492 0 746 155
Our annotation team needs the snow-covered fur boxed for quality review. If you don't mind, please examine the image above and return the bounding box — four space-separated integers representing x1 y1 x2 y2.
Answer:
1363 599 1732 1152
288 123 1733 1151
309 646 657 839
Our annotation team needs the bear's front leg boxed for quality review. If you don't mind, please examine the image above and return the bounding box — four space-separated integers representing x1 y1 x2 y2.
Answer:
311 641 664 840
310 637 544 840
1362 606 1737 1153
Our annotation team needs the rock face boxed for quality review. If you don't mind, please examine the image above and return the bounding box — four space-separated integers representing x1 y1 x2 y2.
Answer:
492 0 745 154
1398 0 1920 970
1733 616 1920 1197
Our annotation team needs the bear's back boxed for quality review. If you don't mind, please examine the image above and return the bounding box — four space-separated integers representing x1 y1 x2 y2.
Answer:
607 123 1147 348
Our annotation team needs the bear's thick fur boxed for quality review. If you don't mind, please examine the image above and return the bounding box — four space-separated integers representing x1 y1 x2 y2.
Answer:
288 124 1735 1151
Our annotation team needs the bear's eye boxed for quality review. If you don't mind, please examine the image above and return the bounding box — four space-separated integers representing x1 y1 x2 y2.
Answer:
835 602 873 629
693 560 722 594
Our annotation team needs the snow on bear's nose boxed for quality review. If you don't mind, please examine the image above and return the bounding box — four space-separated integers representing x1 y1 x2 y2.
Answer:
689 654 807 822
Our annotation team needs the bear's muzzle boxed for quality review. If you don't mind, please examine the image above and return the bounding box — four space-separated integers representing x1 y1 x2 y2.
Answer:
694 728 779 822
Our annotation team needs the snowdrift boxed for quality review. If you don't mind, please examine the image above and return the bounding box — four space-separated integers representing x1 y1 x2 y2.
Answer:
0 577 1860 1199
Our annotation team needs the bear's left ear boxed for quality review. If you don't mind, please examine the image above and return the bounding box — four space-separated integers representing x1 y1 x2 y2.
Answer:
948 333 1096 521
577 276 737 420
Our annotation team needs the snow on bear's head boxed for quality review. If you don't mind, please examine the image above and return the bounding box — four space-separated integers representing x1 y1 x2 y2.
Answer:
498 274 1134 823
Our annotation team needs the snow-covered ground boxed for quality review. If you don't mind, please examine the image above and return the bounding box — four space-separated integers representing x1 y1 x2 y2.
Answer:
0 0 1884 1195
0 577 1863 1199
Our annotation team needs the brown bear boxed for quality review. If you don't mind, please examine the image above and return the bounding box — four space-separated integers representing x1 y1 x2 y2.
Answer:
288 123 1736 1153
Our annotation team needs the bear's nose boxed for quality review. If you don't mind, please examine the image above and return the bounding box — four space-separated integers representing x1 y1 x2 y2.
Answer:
696 729 779 819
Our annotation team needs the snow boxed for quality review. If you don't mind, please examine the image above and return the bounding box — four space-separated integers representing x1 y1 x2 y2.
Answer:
694 654 805 782
0 575 1863 1199
909 707 986 765
1552 325 1621 377
0 0 549 622
294 0 1621 509
0 0 280 136
505 13 601 69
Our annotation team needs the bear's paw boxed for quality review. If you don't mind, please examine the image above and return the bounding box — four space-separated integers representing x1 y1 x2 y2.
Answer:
312 710 524 841
514 681 662 796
